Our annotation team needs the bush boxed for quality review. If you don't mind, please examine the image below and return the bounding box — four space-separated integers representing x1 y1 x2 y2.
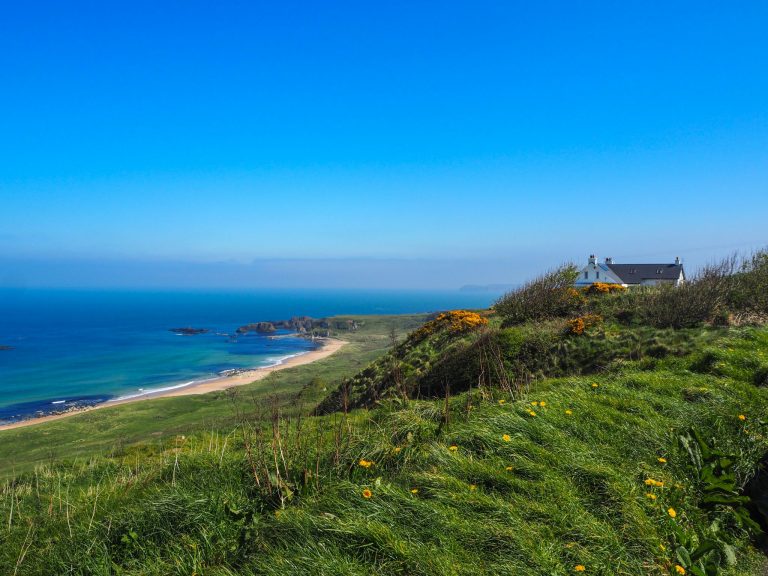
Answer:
494 264 581 325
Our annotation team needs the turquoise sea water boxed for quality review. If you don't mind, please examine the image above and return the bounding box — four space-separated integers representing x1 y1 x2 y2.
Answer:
0 288 496 423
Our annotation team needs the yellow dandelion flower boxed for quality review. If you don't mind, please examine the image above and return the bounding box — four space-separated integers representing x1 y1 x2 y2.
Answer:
658 457 667 463
575 566 586 572
469 484 477 491
565 409 573 415
505 465 514 471
502 434 511 442
410 488 419 494
449 444 458 452
539 401 547 407
675 565 685 574
528 410 537 417
362 489 372 499
393 446 402 454
498 399 506 405
591 383 598 388
644 478 655 486
645 493 657 500
358 459 374 468
738 414 746 421
531 401 538 406
667 507 677 518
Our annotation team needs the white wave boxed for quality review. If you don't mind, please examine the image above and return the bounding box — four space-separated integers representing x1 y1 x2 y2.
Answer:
51 400 66 405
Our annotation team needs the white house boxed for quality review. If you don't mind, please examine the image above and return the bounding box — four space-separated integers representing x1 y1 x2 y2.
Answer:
575 255 685 288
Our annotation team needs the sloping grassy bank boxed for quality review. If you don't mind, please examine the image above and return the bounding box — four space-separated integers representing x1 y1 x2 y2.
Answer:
2 328 767 574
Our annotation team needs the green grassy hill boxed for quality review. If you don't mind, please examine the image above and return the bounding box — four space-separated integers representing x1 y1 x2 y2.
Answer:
2 255 768 574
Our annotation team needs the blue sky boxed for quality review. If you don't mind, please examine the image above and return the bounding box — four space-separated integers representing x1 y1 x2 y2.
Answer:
1 1 766 288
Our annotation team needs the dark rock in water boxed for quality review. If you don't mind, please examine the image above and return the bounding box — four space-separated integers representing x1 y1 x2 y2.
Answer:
236 316 359 336
169 327 210 335
0 345 14 351
236 322 276 334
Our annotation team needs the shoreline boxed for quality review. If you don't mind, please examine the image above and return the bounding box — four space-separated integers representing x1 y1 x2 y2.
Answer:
0 337 347 432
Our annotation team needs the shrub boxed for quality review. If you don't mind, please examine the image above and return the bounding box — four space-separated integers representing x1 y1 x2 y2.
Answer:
566 314 603 335
582 282 627 295
494 264 581 325
408 310 488 344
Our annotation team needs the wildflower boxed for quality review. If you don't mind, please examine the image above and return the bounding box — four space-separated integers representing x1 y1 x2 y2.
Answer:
410 488 419 494
675 565 685 574
591 383 598 388
393 447 402 454
667 507 677 518
505 466 514 471
531 401 538 406
645 493 657 500
644 478 663 487
528 410 537 417
565 409 573 415
358 459 374 468
659 544 666 551
575 566 586 572
738 414 746 421
362 489 372 499
502 434 511 442
657 457 667 464
449 444 458 452
539 401 547 407
498 399 506 405
469 484 477 491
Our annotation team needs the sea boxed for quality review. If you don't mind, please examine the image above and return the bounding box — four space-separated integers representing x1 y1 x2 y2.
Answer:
0 288 497 424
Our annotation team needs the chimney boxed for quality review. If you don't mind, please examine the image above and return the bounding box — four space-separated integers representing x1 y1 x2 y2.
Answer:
588 254 597 265
674 256 681 265
605 257 613 264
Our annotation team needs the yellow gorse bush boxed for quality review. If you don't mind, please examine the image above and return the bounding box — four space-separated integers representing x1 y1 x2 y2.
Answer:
410 310 488 342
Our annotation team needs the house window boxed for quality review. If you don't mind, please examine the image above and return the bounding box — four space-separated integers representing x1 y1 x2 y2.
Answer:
596 271 599 279
656 269 662 274
584 271 588 279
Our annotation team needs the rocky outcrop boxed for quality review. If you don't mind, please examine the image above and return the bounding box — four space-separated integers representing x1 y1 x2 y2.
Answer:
236 322 277 334
236 317 359 336
169 327 210 335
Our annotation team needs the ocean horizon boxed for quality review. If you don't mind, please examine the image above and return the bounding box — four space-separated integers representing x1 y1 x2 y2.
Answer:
0 288 498 424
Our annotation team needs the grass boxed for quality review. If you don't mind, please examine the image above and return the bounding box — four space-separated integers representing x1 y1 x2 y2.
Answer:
1 326 767 574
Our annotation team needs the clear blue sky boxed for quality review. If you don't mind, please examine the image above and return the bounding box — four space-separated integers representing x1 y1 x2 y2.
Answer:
1 1 766 288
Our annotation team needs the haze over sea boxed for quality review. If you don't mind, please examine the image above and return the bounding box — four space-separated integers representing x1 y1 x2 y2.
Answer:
0 288 495 424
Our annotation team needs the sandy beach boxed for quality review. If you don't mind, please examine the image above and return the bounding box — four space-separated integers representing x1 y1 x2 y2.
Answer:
0 337 347 431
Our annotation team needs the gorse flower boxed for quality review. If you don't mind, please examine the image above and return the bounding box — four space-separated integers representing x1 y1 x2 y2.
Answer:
675 565 685 574
657 457 667 463
667 507 677 518
358 459 374 468
574 565 585 572
362 489 372 499
739 414 747 421
502 434 511 442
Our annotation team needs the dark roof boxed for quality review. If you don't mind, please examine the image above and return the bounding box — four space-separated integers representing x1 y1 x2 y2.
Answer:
606 263 684 284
